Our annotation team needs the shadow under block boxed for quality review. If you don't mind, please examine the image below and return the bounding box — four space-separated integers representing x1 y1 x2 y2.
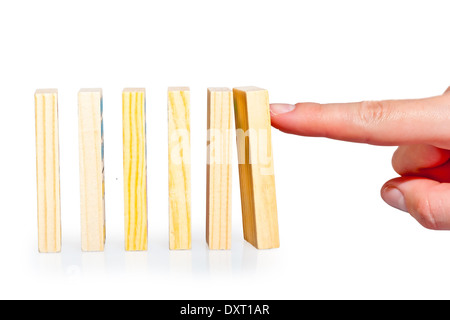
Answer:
78 89 105 252
233 87 280 249
168 87 191 250
206 88 232 250
35 89 61 253
123 88 148 251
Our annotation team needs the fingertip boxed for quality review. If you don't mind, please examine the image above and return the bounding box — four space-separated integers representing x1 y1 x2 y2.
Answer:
270 103 303 135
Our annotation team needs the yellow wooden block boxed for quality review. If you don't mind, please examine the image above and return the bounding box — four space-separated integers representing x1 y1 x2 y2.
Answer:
168 87 191 250
233 87 280 249
35 89 61 253
78 89 105 252
206 88 233 250
123 88 148 251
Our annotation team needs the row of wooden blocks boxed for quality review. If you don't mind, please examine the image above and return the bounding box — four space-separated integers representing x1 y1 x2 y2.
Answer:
35 87 279 252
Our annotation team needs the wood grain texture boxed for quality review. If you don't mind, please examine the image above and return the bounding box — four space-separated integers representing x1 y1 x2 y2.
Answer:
233 87 280 249
78 89 105 252
206 88 232 250
35 89 61 253
168 87 191 250
123 88 148 251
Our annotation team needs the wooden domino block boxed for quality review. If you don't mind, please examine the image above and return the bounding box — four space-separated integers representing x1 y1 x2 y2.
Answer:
168 87 191 250
122 88 148 251
35 89 61 253
206 88 233 250
78 89 105 252
233 87 280 249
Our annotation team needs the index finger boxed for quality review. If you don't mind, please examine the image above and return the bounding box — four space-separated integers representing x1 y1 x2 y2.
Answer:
270 94 450 148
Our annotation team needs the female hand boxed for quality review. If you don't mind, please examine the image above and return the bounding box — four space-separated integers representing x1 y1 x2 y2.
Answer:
270 87 450 230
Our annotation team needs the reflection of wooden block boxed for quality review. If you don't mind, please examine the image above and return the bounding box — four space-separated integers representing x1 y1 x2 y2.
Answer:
168 87 191 250
206 88 233 250
78 89 105 252
233 87 280 249
123 88 148 251
35 89 61 253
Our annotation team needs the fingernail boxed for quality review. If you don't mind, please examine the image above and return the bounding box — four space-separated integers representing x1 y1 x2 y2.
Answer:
270 103 296 116
381 186 407 212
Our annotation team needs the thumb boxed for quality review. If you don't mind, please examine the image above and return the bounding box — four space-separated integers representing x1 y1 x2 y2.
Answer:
381 177 450 230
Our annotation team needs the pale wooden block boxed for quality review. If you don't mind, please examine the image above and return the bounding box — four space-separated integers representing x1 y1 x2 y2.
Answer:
35 89 61 253
233 87 280 249
206 88 233 250
78 89 105 252
168 87 191 250
123 88 148 251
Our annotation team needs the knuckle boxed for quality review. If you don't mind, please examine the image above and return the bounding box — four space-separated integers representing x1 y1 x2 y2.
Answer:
358 100 389 126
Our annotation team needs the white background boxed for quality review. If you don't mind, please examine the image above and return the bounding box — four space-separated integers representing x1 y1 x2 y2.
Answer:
1 0 449 300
